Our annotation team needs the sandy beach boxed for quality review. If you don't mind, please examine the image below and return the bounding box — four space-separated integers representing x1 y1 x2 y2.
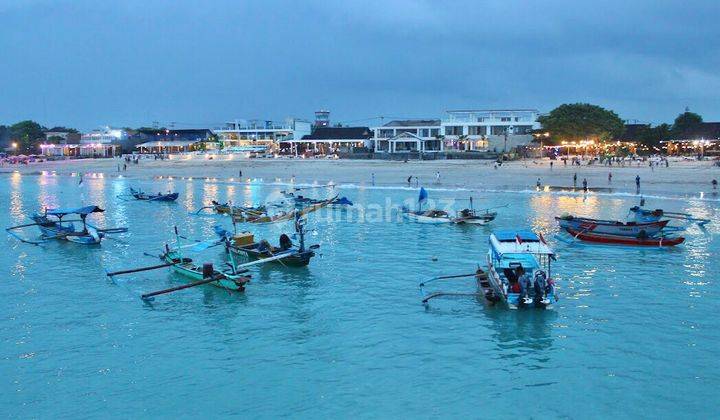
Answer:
2 156 719 199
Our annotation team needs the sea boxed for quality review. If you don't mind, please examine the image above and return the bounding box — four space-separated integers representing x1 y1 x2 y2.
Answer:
1 171 718 419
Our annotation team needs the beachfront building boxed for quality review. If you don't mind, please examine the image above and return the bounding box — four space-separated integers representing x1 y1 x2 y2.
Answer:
39 128 82 157
373 119 442 153
41 126 125 157
214 118 312 153
663 122 720 156
441 109 540 152
283 126 373 156
132 129 214 154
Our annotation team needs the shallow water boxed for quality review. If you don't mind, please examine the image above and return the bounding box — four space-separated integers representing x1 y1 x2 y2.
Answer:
1 172 718 418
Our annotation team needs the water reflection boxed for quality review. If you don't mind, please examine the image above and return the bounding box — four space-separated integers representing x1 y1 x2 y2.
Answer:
485 309 559 367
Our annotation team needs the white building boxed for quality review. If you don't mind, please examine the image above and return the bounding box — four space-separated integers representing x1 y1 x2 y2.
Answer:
81 126 128 144
373 119 442 153
44 126 127 157
441 109 540 152
214 118 312 152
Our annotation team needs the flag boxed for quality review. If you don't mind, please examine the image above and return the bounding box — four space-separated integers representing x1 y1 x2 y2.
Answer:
418 187 428 205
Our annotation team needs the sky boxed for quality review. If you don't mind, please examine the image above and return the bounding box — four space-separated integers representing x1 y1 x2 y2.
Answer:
1 0 719 131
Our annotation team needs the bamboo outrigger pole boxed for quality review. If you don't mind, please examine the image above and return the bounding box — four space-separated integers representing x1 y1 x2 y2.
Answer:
141 274 226 301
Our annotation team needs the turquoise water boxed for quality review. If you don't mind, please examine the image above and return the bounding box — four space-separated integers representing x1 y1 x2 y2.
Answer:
1 172 718 418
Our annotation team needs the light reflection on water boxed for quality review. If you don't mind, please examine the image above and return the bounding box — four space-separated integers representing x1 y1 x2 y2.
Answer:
1 173 719 418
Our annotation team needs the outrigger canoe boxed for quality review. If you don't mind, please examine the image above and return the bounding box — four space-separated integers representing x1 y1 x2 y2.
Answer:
236 195 336 224
118 188 179 202
556 214 668 237
217 212 318 268
161 248 250 291
7 206 127 245
564 227 685 247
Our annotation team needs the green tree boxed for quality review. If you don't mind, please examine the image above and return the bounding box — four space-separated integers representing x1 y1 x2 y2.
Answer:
538 103 625 144
10 120 47 153
671 111 703 138
632 124 670 147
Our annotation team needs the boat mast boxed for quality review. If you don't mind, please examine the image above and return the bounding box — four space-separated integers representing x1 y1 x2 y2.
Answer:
174 226 183 259
295 207 306 252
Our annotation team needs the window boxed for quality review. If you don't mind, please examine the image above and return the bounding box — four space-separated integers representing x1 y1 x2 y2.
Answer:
378 129 394 138
491 126 507 135
445 126 463 136
468 126 486 136
430 128 440 137
420 129 429 137
500 117 512 122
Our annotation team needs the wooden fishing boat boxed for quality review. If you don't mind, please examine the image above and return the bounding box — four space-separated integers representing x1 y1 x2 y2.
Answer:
564 227 685 247
120 187 179 202
294 195 353 208
453 197 497 225
236 195 336 224
402 187 454 223
7 206 127 245
629 204 710 226
198 201 266 216
402 208 454 223
419 229 558 309
106 226 308 300
161 248 250 291
556 214 668 237
454 209 497 225
217 213 318 267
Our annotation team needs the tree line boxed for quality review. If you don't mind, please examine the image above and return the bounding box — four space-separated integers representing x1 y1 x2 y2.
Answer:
2 107 711 154
538 103 707 147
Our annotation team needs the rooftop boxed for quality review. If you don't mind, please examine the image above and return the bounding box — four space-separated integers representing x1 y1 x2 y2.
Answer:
670 122 720 140
383 119 440 127
302 127 373 140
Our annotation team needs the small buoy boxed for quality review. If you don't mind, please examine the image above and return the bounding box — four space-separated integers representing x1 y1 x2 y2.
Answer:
431 256 438 262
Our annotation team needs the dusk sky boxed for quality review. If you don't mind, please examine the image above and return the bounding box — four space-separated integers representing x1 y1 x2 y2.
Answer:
1 0 718 130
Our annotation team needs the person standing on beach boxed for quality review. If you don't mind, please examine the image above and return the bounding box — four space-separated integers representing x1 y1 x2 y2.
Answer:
582 178 588 193
536 178 541 188
435 171 440 184
407 175 412 185
713 179 717 190
573 173 577 187
550 161 553 170
635 175 641 193
608 172 612 184
371 173 375 186
239 169 242 178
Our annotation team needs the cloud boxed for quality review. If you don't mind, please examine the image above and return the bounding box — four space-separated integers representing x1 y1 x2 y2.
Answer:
0 0 718 129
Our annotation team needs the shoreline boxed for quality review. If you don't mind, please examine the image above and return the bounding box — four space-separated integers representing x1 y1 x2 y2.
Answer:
2 156 719 201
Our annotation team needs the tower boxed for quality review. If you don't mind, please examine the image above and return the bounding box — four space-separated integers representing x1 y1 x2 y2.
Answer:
314 110 330 128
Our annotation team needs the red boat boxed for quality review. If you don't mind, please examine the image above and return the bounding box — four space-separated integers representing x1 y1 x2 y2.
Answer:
565 227 685 247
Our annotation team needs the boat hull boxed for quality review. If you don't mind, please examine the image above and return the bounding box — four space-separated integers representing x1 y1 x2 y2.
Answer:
130 189 179 202
228 245 313 267
556 216 668 237
565 228 684 247
163 252 249 291
402 212 453 224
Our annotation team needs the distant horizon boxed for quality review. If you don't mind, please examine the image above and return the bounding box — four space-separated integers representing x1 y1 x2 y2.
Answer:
2 0 718 131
